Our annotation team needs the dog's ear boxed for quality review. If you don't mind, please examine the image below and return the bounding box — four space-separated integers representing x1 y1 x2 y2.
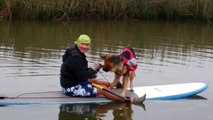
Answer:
100 54 108 60
100 53 107 60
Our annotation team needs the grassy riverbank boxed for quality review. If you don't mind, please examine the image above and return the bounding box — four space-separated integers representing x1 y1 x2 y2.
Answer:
0 0 212 22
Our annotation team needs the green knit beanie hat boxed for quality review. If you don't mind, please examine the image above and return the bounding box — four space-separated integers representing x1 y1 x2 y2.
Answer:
74 34 91 45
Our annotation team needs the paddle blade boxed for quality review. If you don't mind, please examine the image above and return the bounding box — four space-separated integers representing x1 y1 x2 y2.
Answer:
92 83 104 89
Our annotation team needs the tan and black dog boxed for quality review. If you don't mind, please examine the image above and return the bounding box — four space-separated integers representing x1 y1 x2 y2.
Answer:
100 47 137 97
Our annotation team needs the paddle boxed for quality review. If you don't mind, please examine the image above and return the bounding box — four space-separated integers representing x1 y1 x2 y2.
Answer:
92 83 127 100
92 83 146 104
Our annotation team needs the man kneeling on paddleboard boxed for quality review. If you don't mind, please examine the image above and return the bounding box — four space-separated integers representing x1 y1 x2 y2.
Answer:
60 34 146 104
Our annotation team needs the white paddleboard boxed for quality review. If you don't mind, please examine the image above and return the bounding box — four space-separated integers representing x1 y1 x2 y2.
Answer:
0 82 208 106
132 82 208 100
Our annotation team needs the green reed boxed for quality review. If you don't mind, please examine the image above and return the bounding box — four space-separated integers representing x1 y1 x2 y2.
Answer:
0 0 212 22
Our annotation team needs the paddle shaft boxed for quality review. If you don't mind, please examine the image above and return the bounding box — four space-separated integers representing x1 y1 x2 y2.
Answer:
92 83 128 101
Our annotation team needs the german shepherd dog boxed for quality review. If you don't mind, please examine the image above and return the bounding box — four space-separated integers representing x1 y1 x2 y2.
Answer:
100 47 137 97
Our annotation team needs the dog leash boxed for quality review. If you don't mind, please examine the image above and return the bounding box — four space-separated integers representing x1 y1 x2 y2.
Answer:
98 71 113 88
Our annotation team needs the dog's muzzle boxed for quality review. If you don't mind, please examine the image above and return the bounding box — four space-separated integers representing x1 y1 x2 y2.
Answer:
103 67 109 72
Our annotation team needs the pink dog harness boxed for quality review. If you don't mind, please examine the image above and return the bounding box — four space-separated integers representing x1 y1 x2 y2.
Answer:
120 47 137 71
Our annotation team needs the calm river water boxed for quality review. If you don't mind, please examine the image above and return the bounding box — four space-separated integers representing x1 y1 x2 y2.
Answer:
0 20 213 120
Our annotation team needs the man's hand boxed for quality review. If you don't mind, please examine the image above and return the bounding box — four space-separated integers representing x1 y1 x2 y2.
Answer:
91 63 102 71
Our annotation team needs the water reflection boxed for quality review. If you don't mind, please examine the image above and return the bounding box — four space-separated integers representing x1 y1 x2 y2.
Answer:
0 20 212 63
59 102 144 120
0 20 213 120
0 20 213 86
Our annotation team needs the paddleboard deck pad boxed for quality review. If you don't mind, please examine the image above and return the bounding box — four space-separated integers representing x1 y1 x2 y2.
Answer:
0 82 208 106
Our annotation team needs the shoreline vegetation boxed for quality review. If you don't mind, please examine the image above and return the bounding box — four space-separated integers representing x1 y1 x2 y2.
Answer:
0 0 212 22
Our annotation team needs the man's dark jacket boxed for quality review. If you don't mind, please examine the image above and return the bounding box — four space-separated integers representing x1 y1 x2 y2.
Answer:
60 45 96 88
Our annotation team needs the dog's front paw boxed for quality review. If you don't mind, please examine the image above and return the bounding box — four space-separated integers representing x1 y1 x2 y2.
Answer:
120 93 126 97
130 89 134 92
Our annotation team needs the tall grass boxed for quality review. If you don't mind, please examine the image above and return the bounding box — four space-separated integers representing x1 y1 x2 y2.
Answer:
0 0 212 22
